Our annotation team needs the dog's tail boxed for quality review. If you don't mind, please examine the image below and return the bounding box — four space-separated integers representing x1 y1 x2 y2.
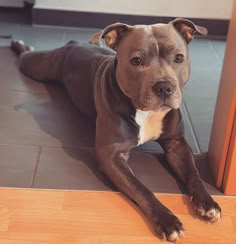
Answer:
11 40 34 57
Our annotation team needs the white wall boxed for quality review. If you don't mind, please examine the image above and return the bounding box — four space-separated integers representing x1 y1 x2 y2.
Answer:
35 0 234 20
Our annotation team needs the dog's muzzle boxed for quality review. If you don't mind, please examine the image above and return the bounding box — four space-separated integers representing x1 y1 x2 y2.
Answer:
152 81 174 99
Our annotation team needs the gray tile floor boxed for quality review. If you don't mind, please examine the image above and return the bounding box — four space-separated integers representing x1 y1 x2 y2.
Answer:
0 22 225 194
185 39 225 152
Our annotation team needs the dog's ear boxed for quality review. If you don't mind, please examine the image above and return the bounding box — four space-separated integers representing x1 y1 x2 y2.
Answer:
170 18 208 44
90 23 131 49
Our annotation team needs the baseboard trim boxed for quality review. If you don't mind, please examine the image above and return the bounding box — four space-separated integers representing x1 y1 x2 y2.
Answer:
33 8 229 37
0 3 33 24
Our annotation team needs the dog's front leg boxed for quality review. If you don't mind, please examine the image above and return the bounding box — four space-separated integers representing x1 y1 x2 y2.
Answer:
96 139 184 242
158 137 221 222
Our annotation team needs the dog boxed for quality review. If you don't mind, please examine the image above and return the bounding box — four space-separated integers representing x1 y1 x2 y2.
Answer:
11 18 221 242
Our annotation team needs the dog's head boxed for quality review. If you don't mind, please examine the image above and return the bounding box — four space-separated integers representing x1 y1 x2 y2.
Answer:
91 18 207 112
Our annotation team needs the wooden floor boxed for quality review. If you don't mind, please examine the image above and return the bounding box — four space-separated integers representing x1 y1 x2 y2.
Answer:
0 188 235 244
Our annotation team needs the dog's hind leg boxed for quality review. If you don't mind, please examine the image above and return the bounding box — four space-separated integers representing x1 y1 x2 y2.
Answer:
11 40 68 83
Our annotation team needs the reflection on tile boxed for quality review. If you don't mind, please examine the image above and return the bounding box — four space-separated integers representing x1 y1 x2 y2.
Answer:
189 39 222 70
0 144 39 187
209 40 226 61
184 39 224 152
33 147 112 190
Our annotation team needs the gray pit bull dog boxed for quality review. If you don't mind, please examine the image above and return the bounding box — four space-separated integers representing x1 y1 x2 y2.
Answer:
11 18 221 242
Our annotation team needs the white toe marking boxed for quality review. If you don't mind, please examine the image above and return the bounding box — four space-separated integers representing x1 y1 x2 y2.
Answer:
206 208 221 222
206 208 216 218
168 231 179 242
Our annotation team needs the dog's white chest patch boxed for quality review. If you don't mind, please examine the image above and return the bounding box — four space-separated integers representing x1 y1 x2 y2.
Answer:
135 110 169 145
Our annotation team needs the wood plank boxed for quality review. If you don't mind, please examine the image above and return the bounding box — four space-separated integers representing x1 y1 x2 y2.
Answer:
0 188 235 243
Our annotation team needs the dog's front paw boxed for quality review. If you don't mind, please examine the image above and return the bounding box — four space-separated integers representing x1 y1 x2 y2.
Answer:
151 211 184 242
190 193 221 223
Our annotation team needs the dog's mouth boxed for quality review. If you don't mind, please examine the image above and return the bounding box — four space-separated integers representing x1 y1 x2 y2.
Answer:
130 87 182 112
135 103 171 112
157 103 173 111
152 103 175 113
135 99 180 112
131 86 182 112
158 99 181 110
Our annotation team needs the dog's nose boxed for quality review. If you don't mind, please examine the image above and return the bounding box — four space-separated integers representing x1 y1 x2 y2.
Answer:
153 81 174 98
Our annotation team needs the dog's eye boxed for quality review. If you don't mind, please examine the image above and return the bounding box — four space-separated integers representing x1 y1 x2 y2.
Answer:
130 57 142 66
174 54 184 63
